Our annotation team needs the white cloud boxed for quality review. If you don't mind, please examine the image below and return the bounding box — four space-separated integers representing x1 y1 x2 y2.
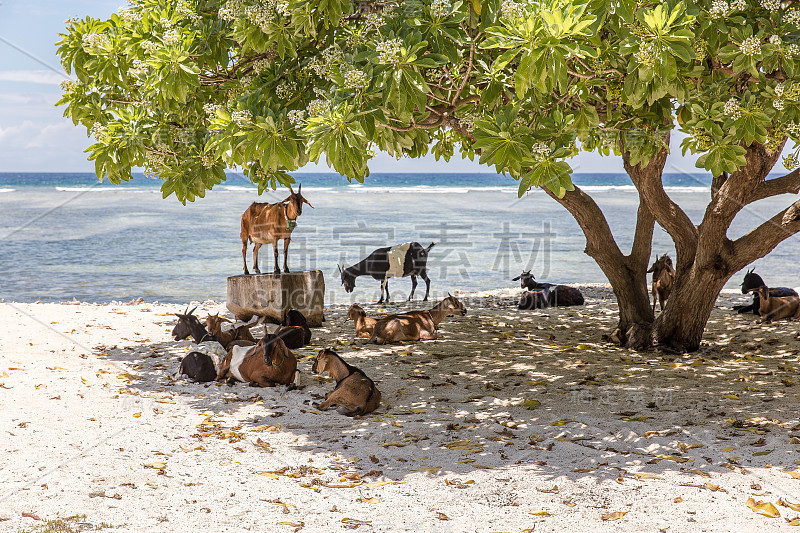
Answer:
0 70 72 85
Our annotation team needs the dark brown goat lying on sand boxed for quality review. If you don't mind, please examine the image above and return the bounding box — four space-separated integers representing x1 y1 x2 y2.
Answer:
750 286 800 322
368 294 466 344
312 348 381 416
346 304 377 338
272 309 312 349
216 335 297 387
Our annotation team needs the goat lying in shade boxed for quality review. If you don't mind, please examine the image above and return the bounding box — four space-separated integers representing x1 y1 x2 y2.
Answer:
172 307 253 382
205 313 255 348
216 334 297 387
749 286 800 322
312 348 381 416
368 294 466 344
734 268 798 314
512 271 584 309
346 304 377 339
271 309 312 349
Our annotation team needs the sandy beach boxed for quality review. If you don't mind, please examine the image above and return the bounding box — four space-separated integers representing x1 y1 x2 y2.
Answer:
2 287 800 532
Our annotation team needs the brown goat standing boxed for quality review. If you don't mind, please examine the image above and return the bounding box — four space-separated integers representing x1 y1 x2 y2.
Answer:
312 348 381 416
346 304 377 338
751 286 800 322
205 314 255 348
240 184 313 275
647 254 675 312
215 335 297 387
368 294 466 344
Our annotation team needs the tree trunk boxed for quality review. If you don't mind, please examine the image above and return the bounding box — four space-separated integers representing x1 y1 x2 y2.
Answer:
607 264 655 350
653 265 730 352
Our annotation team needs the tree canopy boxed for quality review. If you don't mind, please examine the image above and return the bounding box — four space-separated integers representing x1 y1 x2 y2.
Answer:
56 0 800 202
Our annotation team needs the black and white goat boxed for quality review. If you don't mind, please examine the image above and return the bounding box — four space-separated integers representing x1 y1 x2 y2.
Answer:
512 271 585 309
339 242 435 303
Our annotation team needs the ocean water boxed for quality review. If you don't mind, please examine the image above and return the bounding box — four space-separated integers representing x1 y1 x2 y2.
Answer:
0 172 798 304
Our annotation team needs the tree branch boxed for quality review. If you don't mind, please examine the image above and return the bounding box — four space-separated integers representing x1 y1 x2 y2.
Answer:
731 199 800 271
748 168 800 203
622 136 698 273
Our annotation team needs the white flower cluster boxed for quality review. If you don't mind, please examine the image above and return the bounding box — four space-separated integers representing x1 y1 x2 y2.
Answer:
239 75 254 87
128 59 148 76
323 46 345 66
634 41 660 66
430 0 452 17
307 58 326 77
769 35 781 45
786 122 800 137
163 29 181 46
365 13 383 29
200 152 216 168
275 80 297 99
774 99 785 110
82 33 111 50
60 80 77 93
709 0 729 18
343 69 369 90
231 109 253 127
117 7 142 24
784 153 799 170
786 9 800 25
90 123 107 141
788 43 800 57
287 109 306 126
761 0 780 11
739 36 761 56
776 82 785 96
723 98 742 120
730 0 747 9
160 17 173 28
307 99 330 117
220 0 289 31
500 0 526 19
457 112 479 132
141 40 161 53
376 39 403 64
203 103 221 117
346 34 367 47
175 0 195 18
531 142 552 162
253 58 271 74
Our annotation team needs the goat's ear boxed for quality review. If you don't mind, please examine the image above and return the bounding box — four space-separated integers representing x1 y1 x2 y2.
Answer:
511 275 521 281
646 265 654 273
303 197 314 208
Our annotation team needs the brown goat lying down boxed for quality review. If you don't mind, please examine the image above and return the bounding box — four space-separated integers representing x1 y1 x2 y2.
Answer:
312 348 381 416
751 286 800 322
205 313 255 348
216 335 297 387
347 304 377 338
369 294 466 344
271 309 312 349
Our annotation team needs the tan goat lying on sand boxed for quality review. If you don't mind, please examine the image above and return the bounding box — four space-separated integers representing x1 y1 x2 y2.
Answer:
205 313 255 348
216 334 297 387
346 304 377 338
368 294 466 344
312 348 381 416
751 286 800 322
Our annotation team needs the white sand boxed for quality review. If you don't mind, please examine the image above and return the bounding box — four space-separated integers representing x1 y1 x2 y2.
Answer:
2 288 800 532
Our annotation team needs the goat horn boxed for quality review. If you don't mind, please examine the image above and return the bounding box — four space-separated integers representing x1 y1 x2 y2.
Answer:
188 306 197 315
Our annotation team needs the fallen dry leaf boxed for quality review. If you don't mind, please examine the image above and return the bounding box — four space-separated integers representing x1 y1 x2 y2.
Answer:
529 510 551 516
601 511 628 521
746 498 781 518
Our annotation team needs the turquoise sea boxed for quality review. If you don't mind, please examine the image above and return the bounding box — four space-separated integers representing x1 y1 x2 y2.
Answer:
0 172 798 304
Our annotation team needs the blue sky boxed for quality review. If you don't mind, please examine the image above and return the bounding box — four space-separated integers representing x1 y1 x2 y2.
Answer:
0 1 711 175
